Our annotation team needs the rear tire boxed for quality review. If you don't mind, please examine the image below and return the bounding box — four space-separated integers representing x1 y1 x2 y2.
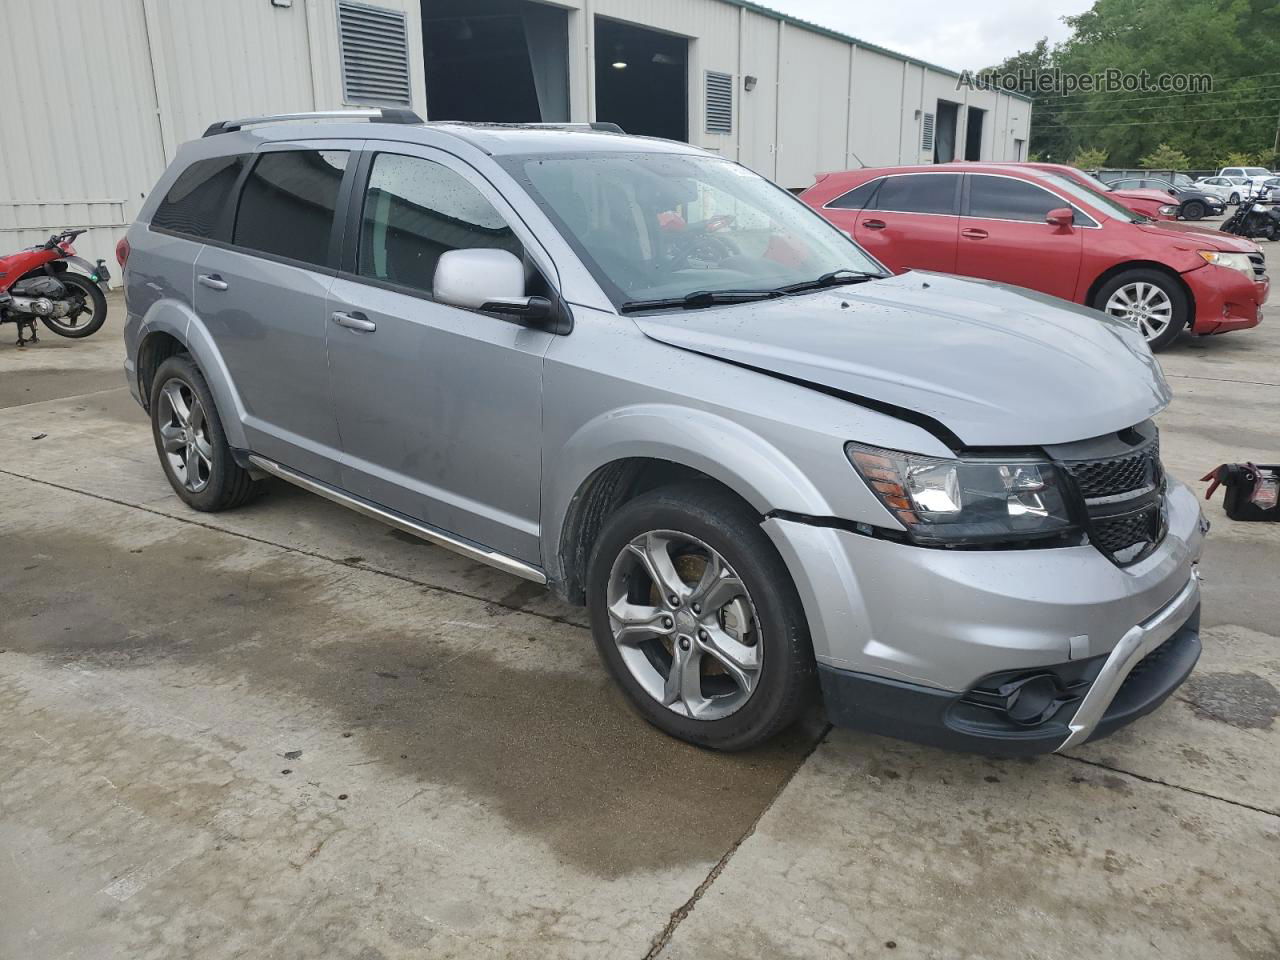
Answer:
1093 269 1189 352
40 273 107 338
1229 192 1241 205
586 482 816 751
150 355 260 512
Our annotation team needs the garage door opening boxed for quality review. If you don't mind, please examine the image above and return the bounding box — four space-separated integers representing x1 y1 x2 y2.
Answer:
933 100 959 163
965 106 985 161
422 0 569 122
594 17 687 141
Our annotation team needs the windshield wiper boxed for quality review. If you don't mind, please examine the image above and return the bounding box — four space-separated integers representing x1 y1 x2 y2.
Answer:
774 269 881 295
619 289 784 313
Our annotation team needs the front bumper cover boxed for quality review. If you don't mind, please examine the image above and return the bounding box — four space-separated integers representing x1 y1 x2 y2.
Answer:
818 577 1201 755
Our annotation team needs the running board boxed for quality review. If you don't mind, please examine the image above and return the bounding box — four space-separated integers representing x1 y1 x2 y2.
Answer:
247 455 547 584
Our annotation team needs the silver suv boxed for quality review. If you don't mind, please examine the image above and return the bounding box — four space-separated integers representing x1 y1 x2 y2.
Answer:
122 109 1205 754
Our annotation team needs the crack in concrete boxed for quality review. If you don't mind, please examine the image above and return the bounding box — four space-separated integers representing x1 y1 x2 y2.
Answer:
1055 752 1279 818
0 467 585 632
1164 373 1280 388
640 723 833 960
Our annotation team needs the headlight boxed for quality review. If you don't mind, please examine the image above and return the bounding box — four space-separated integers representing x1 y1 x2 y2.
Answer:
846 442 1077 545
1158 205 1179 216
1198 250 1254 279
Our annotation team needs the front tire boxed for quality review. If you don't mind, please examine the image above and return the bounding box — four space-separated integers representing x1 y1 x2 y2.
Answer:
1094 269 1189 351
41 272 107 338
586 483 816 750
1230 192 1241 205
1180 200 1206 221
150 355 260 511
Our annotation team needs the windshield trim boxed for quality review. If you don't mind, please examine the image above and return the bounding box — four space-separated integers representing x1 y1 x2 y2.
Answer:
499 150 889 313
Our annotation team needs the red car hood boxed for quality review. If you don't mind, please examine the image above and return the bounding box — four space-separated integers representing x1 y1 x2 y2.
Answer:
1134 220 1260 253
1111 187 1176 205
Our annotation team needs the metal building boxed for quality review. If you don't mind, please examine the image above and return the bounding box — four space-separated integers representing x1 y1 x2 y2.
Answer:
0 0 1031 277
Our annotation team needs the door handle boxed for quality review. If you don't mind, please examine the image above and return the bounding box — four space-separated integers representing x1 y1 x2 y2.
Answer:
198 274 229 291
331 310 376 333
863 219 887 230
961 228 989 240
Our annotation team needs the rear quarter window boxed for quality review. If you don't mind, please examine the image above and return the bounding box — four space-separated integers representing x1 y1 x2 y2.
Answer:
826 177 883 210
151 155 248 239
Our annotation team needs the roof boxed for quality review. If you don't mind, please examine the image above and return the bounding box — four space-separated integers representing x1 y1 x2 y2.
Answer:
201 118 709 159
721 0 1035 103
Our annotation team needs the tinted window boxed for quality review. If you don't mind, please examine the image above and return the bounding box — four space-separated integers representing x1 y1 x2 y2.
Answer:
968 175 1068 222
358 153 519 296
827 178 882 210
233 150 348 267
873 174 958 215
151 155 247 238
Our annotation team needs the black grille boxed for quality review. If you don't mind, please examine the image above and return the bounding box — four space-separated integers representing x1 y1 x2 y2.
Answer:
1249 252 1266 280
1093 509 1162 555
1063 435 1160 498
1059 431 1166 565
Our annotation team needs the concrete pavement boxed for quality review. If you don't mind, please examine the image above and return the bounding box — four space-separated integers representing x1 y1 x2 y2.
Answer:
1 291 1278 959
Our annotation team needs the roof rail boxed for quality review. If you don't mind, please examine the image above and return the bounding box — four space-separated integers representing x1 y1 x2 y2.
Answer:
202 107 423 137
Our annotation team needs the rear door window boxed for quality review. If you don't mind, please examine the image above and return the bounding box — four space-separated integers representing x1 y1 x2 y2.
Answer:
233 150 349 268
151 155 248 239
967 175 1074 223
827 178 883 210
872 174 959 215
356 152 521 297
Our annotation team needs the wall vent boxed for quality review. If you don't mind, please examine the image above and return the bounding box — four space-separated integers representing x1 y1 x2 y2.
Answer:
705 71 733 135
921 112 935 152
337 0 412 107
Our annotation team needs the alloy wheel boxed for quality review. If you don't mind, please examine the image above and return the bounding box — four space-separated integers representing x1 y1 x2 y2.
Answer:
157 379 213 492
1104 281 1173 342
606 530 761 720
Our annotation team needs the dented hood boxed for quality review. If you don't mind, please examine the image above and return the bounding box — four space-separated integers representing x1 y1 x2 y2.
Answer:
633 272 1171 448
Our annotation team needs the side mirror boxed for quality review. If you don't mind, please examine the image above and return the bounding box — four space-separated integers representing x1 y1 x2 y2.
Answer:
433 248 558 327
1045 207 1074 229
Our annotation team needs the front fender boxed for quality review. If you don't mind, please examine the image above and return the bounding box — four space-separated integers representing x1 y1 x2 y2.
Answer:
542 402 840 582
137 298 249 451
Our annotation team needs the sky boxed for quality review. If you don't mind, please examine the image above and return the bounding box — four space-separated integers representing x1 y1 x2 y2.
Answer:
764 0 1096 72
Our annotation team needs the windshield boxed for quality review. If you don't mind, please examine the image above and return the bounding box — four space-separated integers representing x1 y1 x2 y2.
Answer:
1244 167 1270 177
1173 174 1194 188
1040 172 1143 223
511 152 883 308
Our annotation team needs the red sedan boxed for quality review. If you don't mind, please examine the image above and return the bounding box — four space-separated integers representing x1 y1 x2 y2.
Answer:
801 163 1267 349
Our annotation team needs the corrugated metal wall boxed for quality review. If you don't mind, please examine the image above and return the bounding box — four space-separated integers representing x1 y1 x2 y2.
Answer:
0 0 426 282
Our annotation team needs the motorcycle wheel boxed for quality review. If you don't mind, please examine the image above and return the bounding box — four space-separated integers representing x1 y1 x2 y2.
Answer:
41 272 108 338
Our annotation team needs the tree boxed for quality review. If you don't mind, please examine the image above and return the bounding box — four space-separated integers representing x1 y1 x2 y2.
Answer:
1073 147 1109 169
1220 150 1261 168
1139 143 1190 170
992 0 1280 167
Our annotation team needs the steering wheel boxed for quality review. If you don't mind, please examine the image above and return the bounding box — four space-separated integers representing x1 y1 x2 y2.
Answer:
663 217 742 270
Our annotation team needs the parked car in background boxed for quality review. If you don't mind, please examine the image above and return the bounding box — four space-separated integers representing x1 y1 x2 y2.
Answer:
1024 163 1177 221
1195 176 1246 204
802 162 1268 350
1107 177 1225 221
1219 166 1275 195
122 111 1210 755
1257 177 1280 202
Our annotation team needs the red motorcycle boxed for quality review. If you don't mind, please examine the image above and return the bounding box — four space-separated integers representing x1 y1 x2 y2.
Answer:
0 229 110 346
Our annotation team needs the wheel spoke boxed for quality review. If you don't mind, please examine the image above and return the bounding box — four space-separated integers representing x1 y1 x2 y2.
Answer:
608 598 672 645
1139 317 1155 338
691 555 746 613
697 625 759 695
162 381 191 426
663 642 705 716
184 445 202 485
158 422 185 453
189 398 206 434
194 433 214 462
627 533 689 606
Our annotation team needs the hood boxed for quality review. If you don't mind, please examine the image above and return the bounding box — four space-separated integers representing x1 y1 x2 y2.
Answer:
1134 220 1260 253
633 272 1171 449
1111 187 1176 204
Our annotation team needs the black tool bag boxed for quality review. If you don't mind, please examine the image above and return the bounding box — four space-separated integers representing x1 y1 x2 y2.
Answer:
1201 463 1280 521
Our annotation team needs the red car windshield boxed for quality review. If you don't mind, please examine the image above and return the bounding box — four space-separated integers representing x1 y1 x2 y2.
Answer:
1039 173 1145 223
